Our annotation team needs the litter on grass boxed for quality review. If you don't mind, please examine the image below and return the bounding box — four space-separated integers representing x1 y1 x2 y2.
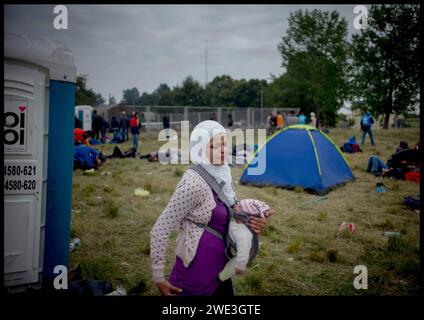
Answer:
134 188 150 197
298 196 328 208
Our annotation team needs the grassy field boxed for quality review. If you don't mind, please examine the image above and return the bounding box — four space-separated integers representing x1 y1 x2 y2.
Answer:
69 127 420 295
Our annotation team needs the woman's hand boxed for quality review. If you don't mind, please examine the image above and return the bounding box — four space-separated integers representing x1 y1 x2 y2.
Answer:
247 208 275 234
156 280 183 296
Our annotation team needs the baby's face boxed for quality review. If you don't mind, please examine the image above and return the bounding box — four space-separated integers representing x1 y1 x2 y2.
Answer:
233 203 243 212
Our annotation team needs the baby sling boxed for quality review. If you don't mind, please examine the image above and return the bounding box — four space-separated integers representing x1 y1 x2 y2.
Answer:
189 164 259 265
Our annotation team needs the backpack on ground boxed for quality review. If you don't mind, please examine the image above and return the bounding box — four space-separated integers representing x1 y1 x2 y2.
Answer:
340 136 362 153
189 164 259 265
404 195 420 210
405 171 420 183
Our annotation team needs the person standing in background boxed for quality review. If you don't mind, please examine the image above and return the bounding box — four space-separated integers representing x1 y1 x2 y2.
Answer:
298 111 307 125
92 110 103 140
266 113 272 133
228 114 233 128
75 116 82 129
100 117 109 143
397 113 405 128
130 112 140 153
309 112 317 128
163 112 171 140
267 112 277 136
111 116 120 141
119 110 129 142
140 113 146 131
360 111 375 147
276 111 284 130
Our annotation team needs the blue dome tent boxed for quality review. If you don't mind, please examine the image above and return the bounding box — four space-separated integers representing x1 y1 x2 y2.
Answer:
240 125 355 194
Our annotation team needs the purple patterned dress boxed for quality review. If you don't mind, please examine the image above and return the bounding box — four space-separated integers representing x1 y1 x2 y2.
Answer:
169 191 229 296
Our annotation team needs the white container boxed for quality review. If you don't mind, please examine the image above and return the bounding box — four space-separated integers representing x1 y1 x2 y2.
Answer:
75 105 93 131
384 232 401 238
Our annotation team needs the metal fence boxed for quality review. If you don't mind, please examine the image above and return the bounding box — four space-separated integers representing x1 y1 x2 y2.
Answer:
94 104 419 132
96 105 300 130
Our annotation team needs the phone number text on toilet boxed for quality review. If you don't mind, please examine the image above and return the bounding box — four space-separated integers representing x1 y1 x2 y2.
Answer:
4 161 41 194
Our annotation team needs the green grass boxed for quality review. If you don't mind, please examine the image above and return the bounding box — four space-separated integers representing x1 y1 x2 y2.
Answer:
105 201 119 219
70 128 420 295
294 186 305 193
174 167 184 177
287 237 304 254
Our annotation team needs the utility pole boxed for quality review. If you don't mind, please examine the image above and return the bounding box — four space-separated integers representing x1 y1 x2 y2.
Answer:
261 86 264 126
205 40 208 87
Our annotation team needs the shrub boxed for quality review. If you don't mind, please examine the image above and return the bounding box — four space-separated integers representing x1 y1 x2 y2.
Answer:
287 238 303 254
78 256 119 281
174 167 184 177
143 178 154 193
317 212 328 222
103 185 114 193
386 237 407 252
105 201 119 219
309 249 326 263
81 184 96 197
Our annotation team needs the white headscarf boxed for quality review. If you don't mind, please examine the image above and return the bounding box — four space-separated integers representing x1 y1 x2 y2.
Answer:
190 120 237 206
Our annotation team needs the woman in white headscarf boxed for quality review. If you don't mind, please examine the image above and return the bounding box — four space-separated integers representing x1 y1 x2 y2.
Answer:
150 120 270 296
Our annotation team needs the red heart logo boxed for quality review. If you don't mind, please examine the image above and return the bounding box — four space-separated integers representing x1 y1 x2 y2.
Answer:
19 106 26 112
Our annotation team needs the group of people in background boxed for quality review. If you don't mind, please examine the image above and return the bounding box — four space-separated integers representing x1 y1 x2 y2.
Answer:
73 110 143 171
73 107 418 188
266 111 284 136
265 110 317 136
188 110 320 135
73 107 400 162
74 109 143 154
73 109 141 148
366 140 420 182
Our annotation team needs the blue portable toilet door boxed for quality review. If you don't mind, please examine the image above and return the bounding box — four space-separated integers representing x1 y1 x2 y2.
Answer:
43 80 76 281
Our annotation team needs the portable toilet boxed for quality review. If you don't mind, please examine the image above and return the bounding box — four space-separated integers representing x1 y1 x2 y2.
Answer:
4 33 76 292
75 105 93 131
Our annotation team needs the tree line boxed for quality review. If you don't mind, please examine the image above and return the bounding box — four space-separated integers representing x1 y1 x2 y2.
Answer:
77 5 420 128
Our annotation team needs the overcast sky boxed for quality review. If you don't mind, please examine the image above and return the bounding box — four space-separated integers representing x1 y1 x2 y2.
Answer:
5 4 363 102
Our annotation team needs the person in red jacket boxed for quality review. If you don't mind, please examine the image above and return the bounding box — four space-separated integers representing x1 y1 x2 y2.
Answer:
130 112 140 153
74 128 89 145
